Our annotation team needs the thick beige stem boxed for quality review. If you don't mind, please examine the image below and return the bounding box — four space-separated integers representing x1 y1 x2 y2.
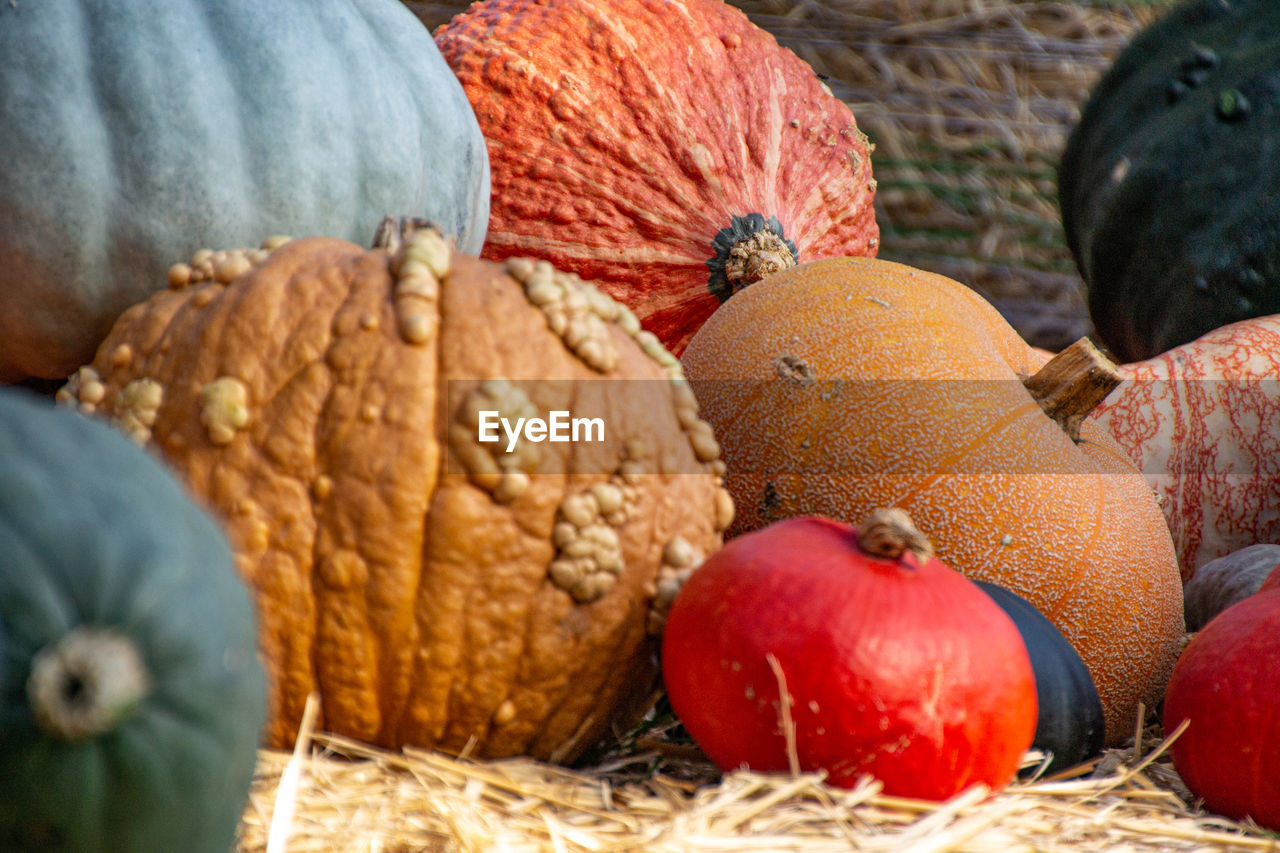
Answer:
858 508 935 562
1023 336 1122 443
725 231 798 290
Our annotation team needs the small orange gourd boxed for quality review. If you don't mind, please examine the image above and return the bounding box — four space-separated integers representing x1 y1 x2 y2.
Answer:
59 220 734 763
681 256 1184 743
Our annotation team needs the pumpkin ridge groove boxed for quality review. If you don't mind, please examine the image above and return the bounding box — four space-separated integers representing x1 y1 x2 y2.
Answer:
75 3 117 309
391 237 454 749
395 240 446 748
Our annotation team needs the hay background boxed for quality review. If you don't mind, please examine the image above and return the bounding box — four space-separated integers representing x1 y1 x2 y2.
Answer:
235 3 1280 851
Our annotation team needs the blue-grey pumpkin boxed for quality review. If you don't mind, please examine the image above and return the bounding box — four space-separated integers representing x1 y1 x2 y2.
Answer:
0 0 490 381
0 387 267 852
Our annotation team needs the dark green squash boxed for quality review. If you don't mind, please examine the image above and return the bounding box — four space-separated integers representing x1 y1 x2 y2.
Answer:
975 580 1106 774
0 388 266 852
1058 0 1280 362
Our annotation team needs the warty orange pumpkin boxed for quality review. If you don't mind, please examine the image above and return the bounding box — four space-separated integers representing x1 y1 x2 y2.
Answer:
435 0 879 355
680 256 1185 743
58 219 735 762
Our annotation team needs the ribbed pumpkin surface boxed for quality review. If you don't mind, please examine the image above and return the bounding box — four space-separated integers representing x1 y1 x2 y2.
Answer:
60 230 731 762
681 256 1184 742
436 0 879 354
1091 315 1280 579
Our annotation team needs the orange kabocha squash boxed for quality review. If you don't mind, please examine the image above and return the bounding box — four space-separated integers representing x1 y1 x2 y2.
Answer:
58 220 734 763
1090 315 1280 579
436 0 879 355
681 256 1184 743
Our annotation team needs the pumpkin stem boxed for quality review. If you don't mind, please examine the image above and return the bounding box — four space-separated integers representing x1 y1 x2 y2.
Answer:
706 213 799 302
26 627 151 741
1022 337 1122 443
858 508 935 562
371 215 444 253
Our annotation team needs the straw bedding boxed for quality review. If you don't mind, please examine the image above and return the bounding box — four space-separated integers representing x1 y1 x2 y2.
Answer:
237 699 1280 852
234 3 1275 850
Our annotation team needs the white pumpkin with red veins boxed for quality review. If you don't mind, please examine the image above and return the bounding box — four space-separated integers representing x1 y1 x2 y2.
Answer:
1089 315 1280 581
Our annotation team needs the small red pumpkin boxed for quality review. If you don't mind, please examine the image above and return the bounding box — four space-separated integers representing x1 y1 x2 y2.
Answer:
1090 315 1280 579
1163 586 1280 830
661 509 1037 800
435 0 879 354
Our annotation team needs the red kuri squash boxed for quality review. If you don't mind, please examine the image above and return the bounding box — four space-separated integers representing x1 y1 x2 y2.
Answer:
435 0 879 354
662 510 1037 800
1163 586 1280 830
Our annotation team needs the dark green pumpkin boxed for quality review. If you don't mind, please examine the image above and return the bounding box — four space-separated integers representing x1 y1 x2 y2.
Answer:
0 0 489 383
975 580 1106 774
0 388 266 852
1058 0 1280 362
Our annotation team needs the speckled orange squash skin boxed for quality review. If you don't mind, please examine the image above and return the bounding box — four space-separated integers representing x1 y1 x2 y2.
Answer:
680 256 1184 744
1090 316 1280 580
60 233 733 762
435 0 879 355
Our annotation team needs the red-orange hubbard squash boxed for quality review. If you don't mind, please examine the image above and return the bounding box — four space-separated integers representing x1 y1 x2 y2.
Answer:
435 0 879 355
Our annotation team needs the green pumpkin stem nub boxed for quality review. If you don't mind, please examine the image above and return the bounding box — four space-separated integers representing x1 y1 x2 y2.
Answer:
858 508 935 563
27 627 151 741
706 213 799 302
1022 336 1122 443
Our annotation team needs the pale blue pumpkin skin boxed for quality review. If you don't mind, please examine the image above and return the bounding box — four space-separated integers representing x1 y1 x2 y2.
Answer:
0 0 490 381
0 388 267 852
